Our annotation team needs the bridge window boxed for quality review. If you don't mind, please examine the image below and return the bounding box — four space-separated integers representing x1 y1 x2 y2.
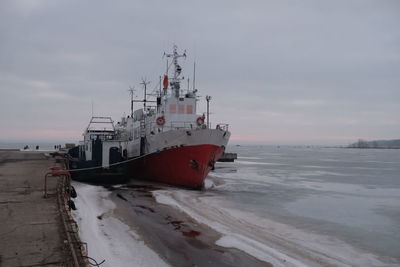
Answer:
186 105 193 114
178 104 185 114
169 104 176 113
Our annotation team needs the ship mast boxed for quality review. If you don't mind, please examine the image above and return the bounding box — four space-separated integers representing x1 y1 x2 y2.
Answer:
193 61 196 91
140 78 150 110
131 79 155 114
164 45 186 98
128 86 135 117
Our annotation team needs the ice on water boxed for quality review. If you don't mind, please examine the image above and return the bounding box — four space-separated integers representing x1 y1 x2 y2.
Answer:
155 146 400 266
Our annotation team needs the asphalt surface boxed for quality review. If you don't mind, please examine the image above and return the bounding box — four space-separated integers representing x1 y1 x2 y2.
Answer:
0 151 69 267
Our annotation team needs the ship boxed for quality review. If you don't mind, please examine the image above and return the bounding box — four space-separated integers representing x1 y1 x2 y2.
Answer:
68 45 231 188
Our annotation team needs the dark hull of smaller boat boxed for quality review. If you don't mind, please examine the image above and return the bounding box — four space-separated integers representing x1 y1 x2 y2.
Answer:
68 159 129 184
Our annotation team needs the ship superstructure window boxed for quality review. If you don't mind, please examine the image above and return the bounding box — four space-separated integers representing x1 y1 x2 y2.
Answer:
186 105 193 114
169 104 176 114
178 104 185 114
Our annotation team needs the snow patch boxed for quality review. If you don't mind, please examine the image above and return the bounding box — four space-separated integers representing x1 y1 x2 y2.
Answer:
72 182 169 267
204 178 215 189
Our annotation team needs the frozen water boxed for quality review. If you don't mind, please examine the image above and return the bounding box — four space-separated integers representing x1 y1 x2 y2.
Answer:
154 146 400 266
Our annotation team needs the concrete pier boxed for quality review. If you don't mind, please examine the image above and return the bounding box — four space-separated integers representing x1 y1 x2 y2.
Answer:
0 151 84 267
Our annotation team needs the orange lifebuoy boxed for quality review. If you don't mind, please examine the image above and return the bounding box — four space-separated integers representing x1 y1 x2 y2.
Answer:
196 115 205 126
156 116 165 126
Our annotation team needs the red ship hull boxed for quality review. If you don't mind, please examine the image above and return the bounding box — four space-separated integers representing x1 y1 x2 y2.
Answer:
129 144 225 188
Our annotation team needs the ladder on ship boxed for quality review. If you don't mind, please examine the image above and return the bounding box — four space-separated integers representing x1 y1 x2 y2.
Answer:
139 119 146 155
140 119 146 137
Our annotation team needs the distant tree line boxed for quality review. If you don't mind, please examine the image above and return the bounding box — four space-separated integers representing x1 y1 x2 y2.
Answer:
348 139 400 149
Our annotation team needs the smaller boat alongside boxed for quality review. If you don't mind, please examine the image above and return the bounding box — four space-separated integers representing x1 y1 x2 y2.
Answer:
67 116 129 183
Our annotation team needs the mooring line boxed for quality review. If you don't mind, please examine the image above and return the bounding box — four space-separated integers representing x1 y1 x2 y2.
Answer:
66 152 154 172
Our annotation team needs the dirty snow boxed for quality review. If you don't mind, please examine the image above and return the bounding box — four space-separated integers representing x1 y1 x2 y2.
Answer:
72 182 169 267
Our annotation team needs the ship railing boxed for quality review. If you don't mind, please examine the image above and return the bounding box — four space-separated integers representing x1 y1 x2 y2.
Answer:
86 116 115 132
216 123 229 131
168 121 199 130
147 121 231 133
87 132 116 141
147 121 200 133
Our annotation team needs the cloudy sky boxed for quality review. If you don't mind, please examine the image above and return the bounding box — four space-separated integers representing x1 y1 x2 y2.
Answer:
0 0 399 145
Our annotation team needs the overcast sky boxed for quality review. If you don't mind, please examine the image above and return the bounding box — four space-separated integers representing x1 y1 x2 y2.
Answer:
0 0 399 145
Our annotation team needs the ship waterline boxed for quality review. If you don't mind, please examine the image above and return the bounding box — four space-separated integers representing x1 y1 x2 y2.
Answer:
130 144 226 188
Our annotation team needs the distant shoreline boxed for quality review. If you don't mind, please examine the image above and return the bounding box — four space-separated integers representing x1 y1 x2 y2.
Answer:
347 139 400 149
344 147 400 149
